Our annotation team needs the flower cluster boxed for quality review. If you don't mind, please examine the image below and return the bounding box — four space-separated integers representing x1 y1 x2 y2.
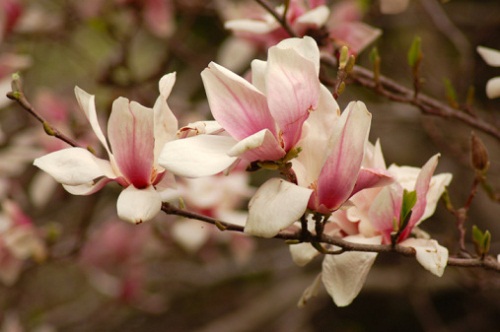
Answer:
34 36 452 307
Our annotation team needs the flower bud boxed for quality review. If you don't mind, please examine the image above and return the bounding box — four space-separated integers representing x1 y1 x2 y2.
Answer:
470 132 489 173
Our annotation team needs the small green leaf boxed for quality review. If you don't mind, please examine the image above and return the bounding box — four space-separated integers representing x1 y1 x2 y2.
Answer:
407 36 422 68
472 225 491 256
400 189 417 227
482 230 491 255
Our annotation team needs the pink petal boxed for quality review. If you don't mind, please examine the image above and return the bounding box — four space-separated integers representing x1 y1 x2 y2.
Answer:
314 101 371 211
266 45 320 150
108 98 155 188
368 185 403 244
399 154 439 240
351 167 393 196
201 62 277 140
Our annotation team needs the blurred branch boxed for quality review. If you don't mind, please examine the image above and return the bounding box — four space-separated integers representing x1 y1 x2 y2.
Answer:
6 75 83 149
161 203 500 272
254 0 297 38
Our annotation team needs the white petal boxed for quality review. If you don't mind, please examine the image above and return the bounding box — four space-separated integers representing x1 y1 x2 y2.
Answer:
421 173 452 221
245 178 313 238
322 235 381 307
33 148 114 186
486 77 500 99
154 73 179 159
224 19 279 34
116 186 162 224
298 273 323 308
289 242 320 267
275 36 320 75
477 46 500 67
401 238 448 277
296 6 330 28
74 87 112 156
171 218 210 253
158 135 238 177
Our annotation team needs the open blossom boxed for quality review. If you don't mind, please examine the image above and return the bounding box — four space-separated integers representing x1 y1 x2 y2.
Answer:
245 97 392 238
159 36 320 177
477 46 500 99
34 74 178 223
290 146 452 307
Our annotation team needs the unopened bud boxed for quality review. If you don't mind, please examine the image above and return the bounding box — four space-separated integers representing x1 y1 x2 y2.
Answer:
470 132 489 172
338 46 349 70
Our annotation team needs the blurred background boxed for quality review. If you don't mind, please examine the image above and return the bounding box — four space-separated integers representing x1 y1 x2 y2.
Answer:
0 0 500 331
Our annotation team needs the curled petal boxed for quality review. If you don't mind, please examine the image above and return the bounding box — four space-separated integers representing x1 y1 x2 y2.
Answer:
158 135 238 177
298 273 323 308
400 238 448 277
351 167 393 196
116 185 162 224
245 178 313 238
322 235 381 307
74 87 111 156
227 129 285 162
154 73 179 159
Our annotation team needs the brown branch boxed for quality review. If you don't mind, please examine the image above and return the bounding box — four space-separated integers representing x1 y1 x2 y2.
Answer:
6 76 83 149
254 0 297 38
320 54 500 142
161 203 500 272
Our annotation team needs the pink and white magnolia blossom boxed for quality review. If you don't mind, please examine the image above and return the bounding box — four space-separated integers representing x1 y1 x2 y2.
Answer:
34 73 178 224
166 171 256 263
289 144 452 307
159 36 321 177
217 0 380 71
245 97 392 238
477 46 500 99
0 200 47 286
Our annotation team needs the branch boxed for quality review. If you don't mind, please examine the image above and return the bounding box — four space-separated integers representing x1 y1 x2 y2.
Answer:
254 0 297 38
161 203 500 272
6 75 83 149
320 54 500 142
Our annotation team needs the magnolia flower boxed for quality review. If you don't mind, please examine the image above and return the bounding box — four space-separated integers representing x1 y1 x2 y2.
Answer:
246 99 392 238
0 200 46 286
221 0 380 55
290 145 452 307
477 46 500 99
34 74 178 223
159 36 320 177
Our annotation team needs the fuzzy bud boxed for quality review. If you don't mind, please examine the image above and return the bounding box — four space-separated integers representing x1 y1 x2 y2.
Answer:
470 132 489 173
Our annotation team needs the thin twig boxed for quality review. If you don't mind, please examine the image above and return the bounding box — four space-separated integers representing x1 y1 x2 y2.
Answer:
254 0 297 38
6 76 82 148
